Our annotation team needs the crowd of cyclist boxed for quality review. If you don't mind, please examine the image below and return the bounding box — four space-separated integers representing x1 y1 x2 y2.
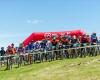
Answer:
0 32 100 57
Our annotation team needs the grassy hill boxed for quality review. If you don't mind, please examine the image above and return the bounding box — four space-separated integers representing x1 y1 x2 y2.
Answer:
0 56 100 80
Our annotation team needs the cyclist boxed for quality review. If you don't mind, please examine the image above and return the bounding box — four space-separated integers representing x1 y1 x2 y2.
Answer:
62 35 70 48
81 34 89 47
51 36 58 50
71 35 78 48
91 33 98 45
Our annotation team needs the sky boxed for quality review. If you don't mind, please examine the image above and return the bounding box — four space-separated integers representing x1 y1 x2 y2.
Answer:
0 0 100 48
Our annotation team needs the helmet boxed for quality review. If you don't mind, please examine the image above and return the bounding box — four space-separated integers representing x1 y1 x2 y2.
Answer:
11 43 14 46
7 45 12 48
93 32 96 35
59 35 62 39
19 43 24 47
52 35 56 40
52 37 56 40
63 35 67 39
83 34 86 36
36 41 39 44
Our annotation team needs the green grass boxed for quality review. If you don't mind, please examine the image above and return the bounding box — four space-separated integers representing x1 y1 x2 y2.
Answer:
0 56 100 80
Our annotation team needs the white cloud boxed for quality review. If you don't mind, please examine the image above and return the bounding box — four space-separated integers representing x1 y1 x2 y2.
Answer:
27 20 31 23
27 19 42 24
32 20 40 24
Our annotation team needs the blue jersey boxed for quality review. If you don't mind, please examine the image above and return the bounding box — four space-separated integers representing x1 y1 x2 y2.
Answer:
28 43 33 50
34 44 40 49
91 35 97 43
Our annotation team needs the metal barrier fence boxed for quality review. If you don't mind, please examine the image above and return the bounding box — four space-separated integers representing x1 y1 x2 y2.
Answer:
0 45 100 70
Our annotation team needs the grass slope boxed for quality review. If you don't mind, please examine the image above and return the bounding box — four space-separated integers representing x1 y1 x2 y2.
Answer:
0 56 100 80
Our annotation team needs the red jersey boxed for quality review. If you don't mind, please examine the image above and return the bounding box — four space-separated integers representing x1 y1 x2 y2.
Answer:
6 48 16 55
81 36 90 43
86 37 91 43
61 39 69 45
51 40 58 46
6 49 14 55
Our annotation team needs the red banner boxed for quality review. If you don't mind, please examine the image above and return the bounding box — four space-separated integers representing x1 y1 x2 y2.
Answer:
23 30 84 46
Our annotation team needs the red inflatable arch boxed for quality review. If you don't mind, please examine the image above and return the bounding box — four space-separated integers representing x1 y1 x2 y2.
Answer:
23 30 84 46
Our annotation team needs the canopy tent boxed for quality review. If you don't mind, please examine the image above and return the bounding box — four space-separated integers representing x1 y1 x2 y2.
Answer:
23 30 84 46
